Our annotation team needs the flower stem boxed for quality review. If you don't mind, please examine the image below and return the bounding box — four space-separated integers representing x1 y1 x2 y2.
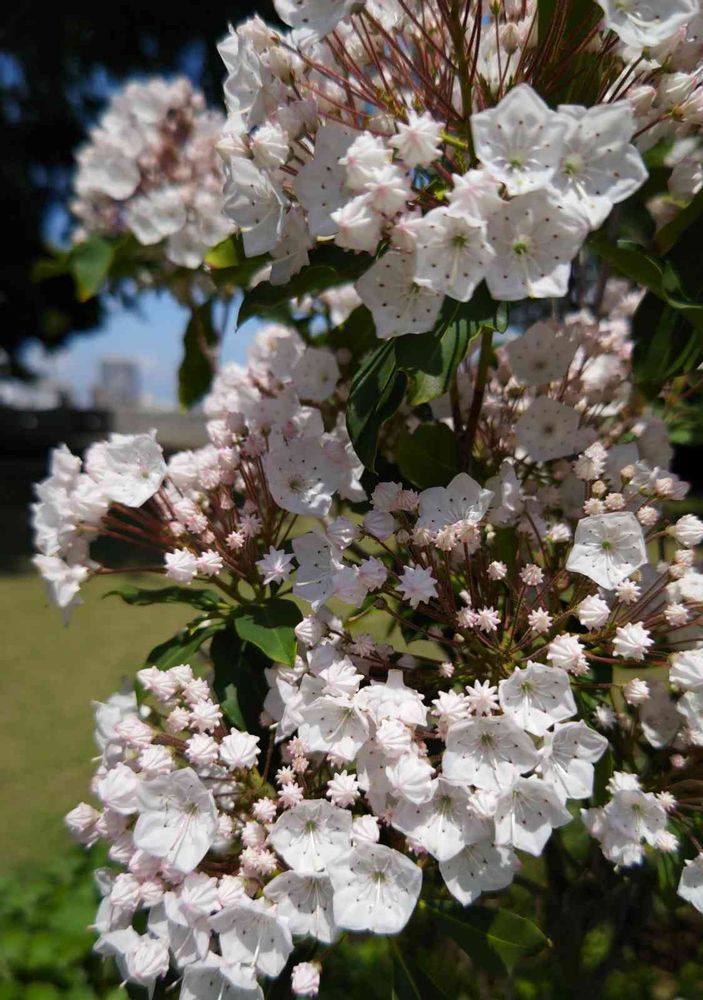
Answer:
463 326 493 472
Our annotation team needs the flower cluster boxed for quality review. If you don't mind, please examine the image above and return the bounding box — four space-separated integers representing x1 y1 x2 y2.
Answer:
32 318 360 620
213 1 703 339
72 77 232 268
51 275 703 996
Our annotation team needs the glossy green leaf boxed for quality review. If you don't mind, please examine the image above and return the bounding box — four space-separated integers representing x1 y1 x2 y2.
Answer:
144 618 225 670
178 301 218 408
104 584 224 612
655 188 703 255
210 627 270 736
346 339 407 470
70 236 114 301
237 245 370 324
391 941 449 1000
232 598 302 667
396 423 458 489
427 904 549 974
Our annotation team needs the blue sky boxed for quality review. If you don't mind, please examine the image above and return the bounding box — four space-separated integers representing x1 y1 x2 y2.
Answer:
24 292 259 408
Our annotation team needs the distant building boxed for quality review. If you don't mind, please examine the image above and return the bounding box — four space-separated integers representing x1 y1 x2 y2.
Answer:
93 358 141 409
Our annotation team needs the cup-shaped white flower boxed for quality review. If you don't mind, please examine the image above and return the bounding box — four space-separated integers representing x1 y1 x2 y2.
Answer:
595 0 697 49
417 472 494 535
264 871 338 943
298 693 370 761
181 954 263 1000
443 716 540 792
264 439 342 517
499 662 577 737
516 397 590 463
505 320 580 386
494 776 572 855
392 778 490 861
133 768 218 874
566 511 647 590
439 839 519 906
670 649 703 690
538 721 609 801
356 251 445 340
678 854 703 914
329 842 422 935
94 432 167 508
269 800 352 874
471 84 569 196
211 897 293 979
412 206 495 302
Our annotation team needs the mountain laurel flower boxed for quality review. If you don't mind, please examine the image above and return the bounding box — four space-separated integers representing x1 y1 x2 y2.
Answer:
613 622 654 662
397 564 438 609
291 962 321 997
623 678 650 706
672 514 703 547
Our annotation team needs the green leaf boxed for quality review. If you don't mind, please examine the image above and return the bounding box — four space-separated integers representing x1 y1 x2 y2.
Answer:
178 301 218 408
238 245 370 324
346 340 407 471
206 235 269 292
396 423 458 489
592 749 614 807
204 235 246 269
144 618 225 670
70 236 114 301
210 627 270 736
391 941 448 1000
104 584 224 612
232 599 302 667
427 904 549 974
395 287 507 406
221 683 247 730
655 188 703 254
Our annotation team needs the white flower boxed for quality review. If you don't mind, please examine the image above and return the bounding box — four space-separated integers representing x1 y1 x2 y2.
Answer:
265 871 337 943
595 0 697 50
670 649 703 690
678 854 703 914
294 123 354 236
356 670 427 727
465 679 500 716
577 595 612 630
97 763 140 815
292 347 341 402
613 622 654 661
291 962 321 996
356 251 444 339
292 533 339 611
329 842 422 935
412 206 495 302
397 563 438 608
180 955 263 1000
623 677 650 705
392 778 484 861
391 110 443 167
211 896 293 978
546 634 588 674
133 768 218 874
223 157 287 256
538 721 609 800
95 929 169 996
164 548 198 584
499 662 577 736
566 512 648 590
550 102 648 228
91 432 166 507
299 694 370 761
494 776 572 855
265 439 342 517
486 190 587 300
443 716 539 791
516 397 587 463
275 0 365 44
340 132 391 190
33 555 89 614
417 473 494 535
472 85 569 196
505 320 579 386
439 840 519 906
220 731 261 769
673 514 703 547
257 547 295 585
269 799 352 873
330 194 382 252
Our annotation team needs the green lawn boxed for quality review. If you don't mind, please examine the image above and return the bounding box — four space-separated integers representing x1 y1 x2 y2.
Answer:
0 572 193 872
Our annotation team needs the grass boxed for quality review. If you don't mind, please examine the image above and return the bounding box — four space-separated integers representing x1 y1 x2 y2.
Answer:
0 572 193 873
